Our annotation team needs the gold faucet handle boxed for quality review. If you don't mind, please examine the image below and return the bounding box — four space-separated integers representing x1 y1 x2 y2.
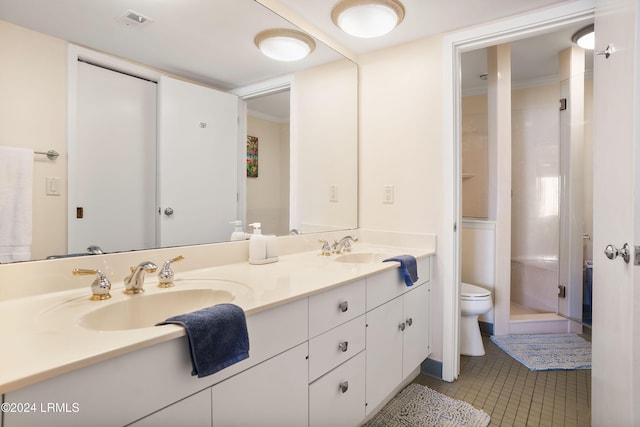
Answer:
72 268 112 301
73 268 98 276
169 255 185 264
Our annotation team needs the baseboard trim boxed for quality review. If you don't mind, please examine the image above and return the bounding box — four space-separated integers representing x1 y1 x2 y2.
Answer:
480 321 494 336
420 357 443 379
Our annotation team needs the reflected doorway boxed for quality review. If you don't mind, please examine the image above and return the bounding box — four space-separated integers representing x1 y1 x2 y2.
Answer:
245 90 291 236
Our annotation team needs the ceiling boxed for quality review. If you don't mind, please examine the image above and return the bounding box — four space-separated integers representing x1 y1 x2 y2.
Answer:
0 0 593 106
275 0 575 55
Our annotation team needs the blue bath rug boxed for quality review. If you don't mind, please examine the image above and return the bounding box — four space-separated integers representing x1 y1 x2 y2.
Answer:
490 334 591 371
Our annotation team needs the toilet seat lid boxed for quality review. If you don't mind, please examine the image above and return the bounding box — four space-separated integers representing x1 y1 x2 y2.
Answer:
461 282 491 298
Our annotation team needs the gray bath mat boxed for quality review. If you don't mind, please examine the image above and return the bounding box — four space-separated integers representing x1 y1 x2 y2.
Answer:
363 383 490 427
490 333 591 371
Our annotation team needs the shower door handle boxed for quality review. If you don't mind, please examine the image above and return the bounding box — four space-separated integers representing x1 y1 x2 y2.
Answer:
604 243 630 263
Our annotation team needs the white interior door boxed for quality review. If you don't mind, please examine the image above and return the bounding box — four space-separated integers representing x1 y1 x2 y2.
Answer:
592 0 639 424
70 62 157 254
157 77 239 247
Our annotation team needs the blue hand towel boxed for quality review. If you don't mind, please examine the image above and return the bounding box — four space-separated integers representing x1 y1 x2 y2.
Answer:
383 255 419 286
157 303 250 378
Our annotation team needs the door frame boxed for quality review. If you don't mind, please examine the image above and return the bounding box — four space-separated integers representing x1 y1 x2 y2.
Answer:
232 75 294 231
441 0 595 381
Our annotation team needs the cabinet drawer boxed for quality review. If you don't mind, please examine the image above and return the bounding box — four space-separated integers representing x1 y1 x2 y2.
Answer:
309 279 365 337
366 257 429 310
309 351 366 427
309 315 365 382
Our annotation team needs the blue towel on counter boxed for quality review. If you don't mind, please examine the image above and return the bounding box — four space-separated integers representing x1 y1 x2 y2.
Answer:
383 255 419 286
157 303 249 378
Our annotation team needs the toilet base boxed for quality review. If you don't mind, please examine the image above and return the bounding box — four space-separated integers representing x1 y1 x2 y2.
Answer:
460 315 486 356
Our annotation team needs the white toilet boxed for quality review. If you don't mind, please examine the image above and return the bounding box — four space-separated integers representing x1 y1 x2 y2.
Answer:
460 282 493 356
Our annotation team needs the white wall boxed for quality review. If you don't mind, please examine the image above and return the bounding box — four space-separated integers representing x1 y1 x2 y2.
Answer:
293 59 358 233
247 115 290 235
461 96 489 218
0 20 67 260
359 36 445 361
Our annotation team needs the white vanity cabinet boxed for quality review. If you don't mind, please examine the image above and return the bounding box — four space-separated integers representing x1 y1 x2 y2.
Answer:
129 389 213 427
211 342 309 427
3 298 308 427
365 258 431 416
2 256 432 427
308 279 367 427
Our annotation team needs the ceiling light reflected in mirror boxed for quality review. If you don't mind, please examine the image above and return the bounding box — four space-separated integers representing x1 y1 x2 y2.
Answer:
571 24 594 50
331 0 405 38
254 29 316 61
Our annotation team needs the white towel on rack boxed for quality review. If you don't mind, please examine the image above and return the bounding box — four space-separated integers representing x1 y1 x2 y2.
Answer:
0 146 34 263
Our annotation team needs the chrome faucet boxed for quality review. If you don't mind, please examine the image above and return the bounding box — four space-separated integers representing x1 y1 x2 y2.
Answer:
86 245 104 255
73 268 112 300
124 261 157 294
158 255 184 288
333 235 358 254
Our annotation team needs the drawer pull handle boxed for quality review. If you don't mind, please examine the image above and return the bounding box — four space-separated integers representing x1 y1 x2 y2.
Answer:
338 301 349 313
339 381 349 393
338 341 349 352
399 322 406 331
406 318 413 327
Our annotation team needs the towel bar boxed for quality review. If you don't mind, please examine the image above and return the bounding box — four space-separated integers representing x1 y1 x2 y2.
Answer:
34 150 59 160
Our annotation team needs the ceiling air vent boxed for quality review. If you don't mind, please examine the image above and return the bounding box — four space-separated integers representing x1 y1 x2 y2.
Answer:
116 9 153 28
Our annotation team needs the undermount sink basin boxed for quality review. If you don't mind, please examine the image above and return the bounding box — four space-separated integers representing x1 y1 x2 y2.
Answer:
79 288 234 331
334 252 393 264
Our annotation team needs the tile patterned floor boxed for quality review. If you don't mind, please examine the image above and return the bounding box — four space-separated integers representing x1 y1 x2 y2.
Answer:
413 335 592 426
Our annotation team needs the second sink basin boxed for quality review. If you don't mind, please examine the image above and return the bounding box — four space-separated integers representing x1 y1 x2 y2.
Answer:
79 288 234 331
334 252 392 264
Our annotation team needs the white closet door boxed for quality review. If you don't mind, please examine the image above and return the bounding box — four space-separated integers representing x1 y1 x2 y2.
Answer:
157 77 239 247
70 62 157 254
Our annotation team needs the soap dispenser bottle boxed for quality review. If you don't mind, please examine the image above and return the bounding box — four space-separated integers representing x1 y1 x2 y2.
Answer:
248 222 266 264
230 221 249 241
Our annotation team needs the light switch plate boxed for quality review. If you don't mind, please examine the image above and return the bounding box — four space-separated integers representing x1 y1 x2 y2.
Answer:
46 176 61 196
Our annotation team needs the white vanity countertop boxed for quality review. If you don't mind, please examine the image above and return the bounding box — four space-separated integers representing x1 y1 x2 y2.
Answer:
0 245 434 395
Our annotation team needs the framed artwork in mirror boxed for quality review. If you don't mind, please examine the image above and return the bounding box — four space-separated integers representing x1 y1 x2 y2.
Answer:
247 135 258 178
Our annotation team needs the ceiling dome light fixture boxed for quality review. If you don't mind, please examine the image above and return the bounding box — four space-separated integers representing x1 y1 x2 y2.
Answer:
331 0 405 38
571 24 595 50
254 29 316 62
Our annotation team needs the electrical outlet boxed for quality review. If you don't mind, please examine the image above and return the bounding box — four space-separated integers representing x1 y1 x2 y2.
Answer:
329 185 339 203
383 185 394 204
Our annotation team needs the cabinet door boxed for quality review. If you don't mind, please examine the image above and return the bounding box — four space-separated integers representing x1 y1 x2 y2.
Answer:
130 388 212 427
211 343 308 427
365 297 403 415
402 284 430 379
309 351 366 427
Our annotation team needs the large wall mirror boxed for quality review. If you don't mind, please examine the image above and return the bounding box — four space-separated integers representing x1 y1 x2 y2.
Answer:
0 0 358 262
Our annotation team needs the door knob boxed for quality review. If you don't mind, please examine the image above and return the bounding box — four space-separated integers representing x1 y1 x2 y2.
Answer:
164 207 174 217
604 243 630 263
